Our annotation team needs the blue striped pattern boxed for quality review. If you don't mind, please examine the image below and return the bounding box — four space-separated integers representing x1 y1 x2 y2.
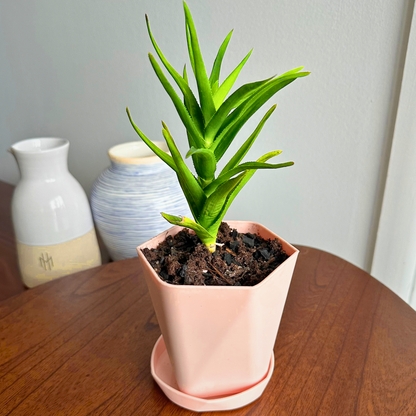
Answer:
91 160 191 261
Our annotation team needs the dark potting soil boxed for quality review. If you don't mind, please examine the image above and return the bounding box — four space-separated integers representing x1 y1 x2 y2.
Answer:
141 222 289 286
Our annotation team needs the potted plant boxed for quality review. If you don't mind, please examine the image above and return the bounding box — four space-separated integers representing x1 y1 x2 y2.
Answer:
127 2 309 411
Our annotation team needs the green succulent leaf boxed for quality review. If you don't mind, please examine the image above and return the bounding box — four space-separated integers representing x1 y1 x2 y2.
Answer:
148 53 206 148
182 64 190 111
186 147 217 181
161 213 216 251
213 49 252 110
161 123 206 219
126 107 177 172
183 64 188 84
212 72 310 160
182 64 199 153
204 77 276 144
280 66 305 76
182 64 209 182
146 15 205 134
202 151 286 233
205 157 292 197
185 23 196 76
183 1 216 124
226 150 286 199
209 30 233 95
217 71 309 140
220 104 277 176
199 173 246 235
183 63 198 148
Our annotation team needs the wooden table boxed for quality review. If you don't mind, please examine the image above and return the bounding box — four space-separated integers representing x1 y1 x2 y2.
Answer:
0 181 25 300
1 179 416 414
1 244 416 415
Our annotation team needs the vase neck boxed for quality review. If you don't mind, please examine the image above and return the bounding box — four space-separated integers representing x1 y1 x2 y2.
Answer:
10 138 70 181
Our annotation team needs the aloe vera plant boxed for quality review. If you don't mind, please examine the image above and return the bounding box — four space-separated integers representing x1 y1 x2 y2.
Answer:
127 2 309 252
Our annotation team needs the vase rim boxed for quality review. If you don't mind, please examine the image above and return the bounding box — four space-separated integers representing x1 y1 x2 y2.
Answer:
108 141 168 165
9 138 69 154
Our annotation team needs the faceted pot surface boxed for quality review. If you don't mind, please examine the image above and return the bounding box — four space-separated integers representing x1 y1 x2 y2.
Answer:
137 221 299 398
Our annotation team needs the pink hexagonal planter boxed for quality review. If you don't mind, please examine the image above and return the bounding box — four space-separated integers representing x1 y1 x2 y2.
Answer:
137 221 299 399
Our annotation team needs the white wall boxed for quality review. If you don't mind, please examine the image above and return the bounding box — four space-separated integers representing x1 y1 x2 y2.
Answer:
371 4 416 309
0 0 412 272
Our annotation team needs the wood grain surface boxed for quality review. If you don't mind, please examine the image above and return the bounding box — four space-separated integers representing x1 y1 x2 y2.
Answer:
1 245 416 415
0 181 24 301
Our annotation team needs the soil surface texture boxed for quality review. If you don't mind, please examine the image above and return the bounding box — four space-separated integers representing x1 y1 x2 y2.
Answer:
142 222 289 286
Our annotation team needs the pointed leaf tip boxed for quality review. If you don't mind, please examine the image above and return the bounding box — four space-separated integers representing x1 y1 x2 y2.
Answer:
209 29 234 95
183 1 190 15
212 48 253 108
161 212 183 223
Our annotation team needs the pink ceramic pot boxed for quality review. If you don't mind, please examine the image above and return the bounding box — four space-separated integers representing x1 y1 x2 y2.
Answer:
137 221 299 399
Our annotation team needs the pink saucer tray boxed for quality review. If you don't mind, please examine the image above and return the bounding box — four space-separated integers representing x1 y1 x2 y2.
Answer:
150 335 275 412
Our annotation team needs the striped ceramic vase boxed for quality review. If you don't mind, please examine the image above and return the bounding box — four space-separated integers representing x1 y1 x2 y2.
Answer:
91 141 191 261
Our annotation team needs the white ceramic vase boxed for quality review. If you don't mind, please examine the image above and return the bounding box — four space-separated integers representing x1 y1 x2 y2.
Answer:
10 137 101 288
90 141 192 261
